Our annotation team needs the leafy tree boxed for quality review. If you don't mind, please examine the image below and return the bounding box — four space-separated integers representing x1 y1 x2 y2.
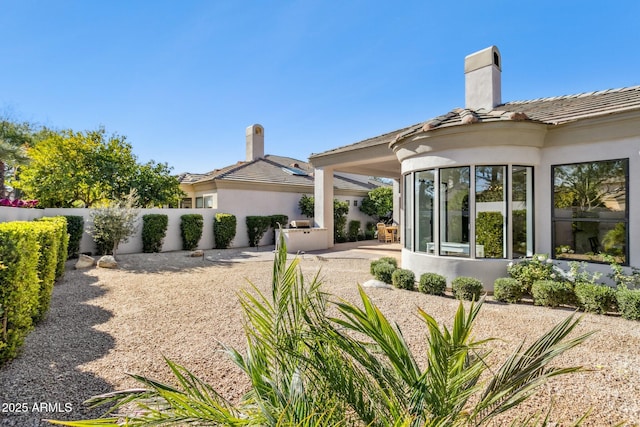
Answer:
14 128 183 207
360 186 393 222
89 190 140 257
298 194 315 218
0 119 33 197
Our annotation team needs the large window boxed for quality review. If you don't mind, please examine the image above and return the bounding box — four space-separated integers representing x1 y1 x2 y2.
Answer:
440 167 470 257
404 174 412 250
553 159 628 264
512 166 533 258
475 166 506 258
415 170 435 253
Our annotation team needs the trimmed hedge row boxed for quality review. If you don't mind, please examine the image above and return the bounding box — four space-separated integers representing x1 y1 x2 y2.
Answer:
142 214 168 253
214 213 236 249
0 218 68 366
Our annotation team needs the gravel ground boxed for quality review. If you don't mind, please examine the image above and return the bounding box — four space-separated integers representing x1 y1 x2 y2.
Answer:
1 244 639 426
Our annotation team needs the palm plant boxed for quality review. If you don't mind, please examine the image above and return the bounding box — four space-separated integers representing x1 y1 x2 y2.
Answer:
48 234 593 426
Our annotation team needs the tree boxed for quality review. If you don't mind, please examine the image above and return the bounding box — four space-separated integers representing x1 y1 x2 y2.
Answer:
14 128 183 207
0 120 33 198
360 186 393 222
89 190 140 257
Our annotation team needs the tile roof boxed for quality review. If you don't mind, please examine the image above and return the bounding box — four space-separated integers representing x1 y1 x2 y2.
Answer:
311 85 640 157
179 154 377 192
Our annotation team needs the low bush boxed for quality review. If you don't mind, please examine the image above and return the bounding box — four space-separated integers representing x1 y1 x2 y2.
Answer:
392 268 415 290
269 215 288 243
507 254 556 293
574 282 617 314
64 215 84 259
531 280 575 308
31 221 60 323
214 213 236 249
616 287 640 321
418 272 447 296
142 214 168 253
348 220 361 242
493 277 524 303
0 222 40 366
373 262 396 284
180 214 203 251
37 216 68 279
369 257 398 275
364 222 376 240
452 277 484 301
246 216 272 247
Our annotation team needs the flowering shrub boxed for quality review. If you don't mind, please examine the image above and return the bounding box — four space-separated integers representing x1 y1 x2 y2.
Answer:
507 254 558 293
0 198 38 208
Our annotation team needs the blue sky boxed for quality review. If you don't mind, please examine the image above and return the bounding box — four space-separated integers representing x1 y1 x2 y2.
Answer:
1 1 639 174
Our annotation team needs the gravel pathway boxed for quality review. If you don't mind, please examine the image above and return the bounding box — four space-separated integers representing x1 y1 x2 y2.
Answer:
1 246 639 426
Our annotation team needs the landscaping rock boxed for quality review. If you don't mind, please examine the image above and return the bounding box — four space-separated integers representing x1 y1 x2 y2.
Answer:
190 250 204 257
97 255 117 269
75 254 96 269
362 279 393 289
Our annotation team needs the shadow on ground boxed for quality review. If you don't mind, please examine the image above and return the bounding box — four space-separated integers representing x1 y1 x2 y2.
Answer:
0 266 115 426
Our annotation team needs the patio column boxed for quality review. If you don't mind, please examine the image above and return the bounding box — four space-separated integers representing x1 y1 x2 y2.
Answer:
314 166 334 248
393 178 401 225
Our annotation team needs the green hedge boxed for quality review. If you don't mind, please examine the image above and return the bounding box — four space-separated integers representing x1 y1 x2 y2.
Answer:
214 213 236 249
493 277 524 303
31 222 59 323
63 215 84 259
392 268 415 290
269 215 288 244
37 216 68 279
475 211 504 258
373 262 396 284
418 273 447 296
348 220 361 242
616 287 640 321
452 277 484 301
574 283 617 314
142 214 168 253
180 214 203 251
370 257 398 275
531 280 575 308
246 216 272 247
0 222 41 365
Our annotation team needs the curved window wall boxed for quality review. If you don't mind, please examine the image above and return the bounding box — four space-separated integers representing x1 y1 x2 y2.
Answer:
405 165 533 259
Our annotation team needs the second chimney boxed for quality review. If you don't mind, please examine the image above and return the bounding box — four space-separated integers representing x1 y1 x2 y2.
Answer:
246 124 264 161
464 46 501 111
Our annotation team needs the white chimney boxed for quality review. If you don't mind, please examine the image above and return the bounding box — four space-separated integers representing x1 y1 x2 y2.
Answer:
465 46 501 110
245 124 264 161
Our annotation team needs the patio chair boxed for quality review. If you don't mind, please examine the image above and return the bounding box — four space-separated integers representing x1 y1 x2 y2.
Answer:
377 223 393 243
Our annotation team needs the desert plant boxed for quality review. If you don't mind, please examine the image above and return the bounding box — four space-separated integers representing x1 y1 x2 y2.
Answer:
52 237 593 426
418 272 447 296
180 214 203 251
532 280 575 308
452 276 484 301
373 262 396 284
391 268 415 290
493 277 525 303
89 190 140 257
64 215 84 259
574 282 617 314
142 214 168 253
213 213 236 249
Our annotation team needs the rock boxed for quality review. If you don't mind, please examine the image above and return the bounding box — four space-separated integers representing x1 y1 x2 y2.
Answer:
362 279 393 289
75 254 96 269
97 255 118 269
190 250 204 257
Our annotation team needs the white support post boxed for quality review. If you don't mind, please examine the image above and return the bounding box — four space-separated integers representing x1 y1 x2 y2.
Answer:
314 166 334 248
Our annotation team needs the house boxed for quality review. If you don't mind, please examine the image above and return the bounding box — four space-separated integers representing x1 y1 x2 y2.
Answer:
309 46 640 289
178 124 379 248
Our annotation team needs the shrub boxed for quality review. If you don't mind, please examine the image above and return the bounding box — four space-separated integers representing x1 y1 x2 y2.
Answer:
507 254 557 293
90 192 140 257
334 199 349 244
269 215 288 244
373 262 396 284
364 222 376 240
574 282 617 314
616 287 640 321
348 220 361 242
392 268 415 290
64 215 84 259
452 276 484 301
418 272 447 296
370 257 398 275
246 216 272 247
31 221 60 323
475 211 504 258
37 216 68 279
0 222 40 365
142 214 168 253
180 214 204 251
214 213 236 249
493 277 524 303
531 280 575 308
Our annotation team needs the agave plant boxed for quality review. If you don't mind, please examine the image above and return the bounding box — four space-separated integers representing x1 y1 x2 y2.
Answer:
48 234 593 426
